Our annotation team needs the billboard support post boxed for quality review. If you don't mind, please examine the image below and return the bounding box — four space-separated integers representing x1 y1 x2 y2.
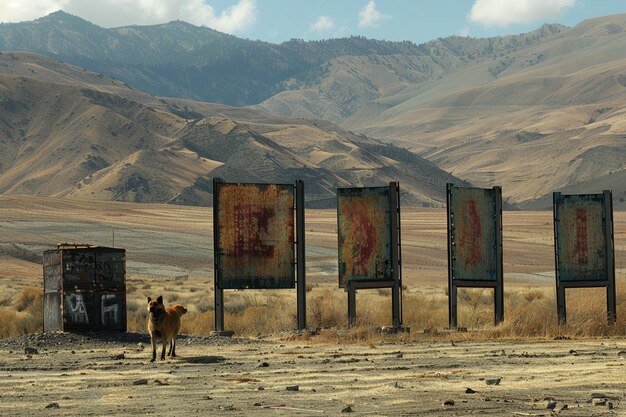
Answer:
213 178 225 333
296 180 306 331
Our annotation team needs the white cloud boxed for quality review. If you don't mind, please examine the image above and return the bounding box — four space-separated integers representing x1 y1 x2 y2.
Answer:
0 0 69 23
310 16 335 33
0 0 258 34
469 0 576 27
358 0 390 28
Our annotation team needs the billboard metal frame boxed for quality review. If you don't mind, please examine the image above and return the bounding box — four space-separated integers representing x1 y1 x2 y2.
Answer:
213 178 306 332
447 183 503 328
338 182 402 328
553 191 616 324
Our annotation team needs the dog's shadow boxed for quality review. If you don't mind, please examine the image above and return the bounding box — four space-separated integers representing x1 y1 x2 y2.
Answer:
178 355 226 364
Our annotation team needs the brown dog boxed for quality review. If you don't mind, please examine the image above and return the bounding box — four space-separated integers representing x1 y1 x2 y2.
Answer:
147 296 187 362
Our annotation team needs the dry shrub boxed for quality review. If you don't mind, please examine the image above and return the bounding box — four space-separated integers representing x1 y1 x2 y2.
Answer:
227 301 295 335
403 291 448 330
488 297 556 337
14 287 42 313
181 311 216 335
126 296 147 332
0 287 43 338
309 288 345 328
522 288 545 303
0 310 20 338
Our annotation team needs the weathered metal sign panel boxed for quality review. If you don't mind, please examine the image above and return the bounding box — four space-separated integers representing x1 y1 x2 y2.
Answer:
449 187 498 281
216 183 295 289
555 194 608 281
96 252 125 287
337 187 392 287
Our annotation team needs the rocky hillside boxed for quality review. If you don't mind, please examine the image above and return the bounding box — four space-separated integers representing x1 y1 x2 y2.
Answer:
0 53 462 207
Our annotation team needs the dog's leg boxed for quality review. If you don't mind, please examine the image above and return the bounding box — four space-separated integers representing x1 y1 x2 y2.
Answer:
171 336 177 358
161 340 167 360
150 335 156 362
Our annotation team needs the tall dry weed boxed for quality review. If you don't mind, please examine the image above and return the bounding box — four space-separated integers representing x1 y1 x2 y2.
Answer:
0 287 43 337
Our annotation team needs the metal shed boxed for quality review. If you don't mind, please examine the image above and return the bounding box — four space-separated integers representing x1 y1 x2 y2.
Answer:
43 244 126 332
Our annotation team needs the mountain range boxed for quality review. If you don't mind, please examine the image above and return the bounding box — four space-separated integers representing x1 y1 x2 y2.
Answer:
0 52 462 207
1 11 626 208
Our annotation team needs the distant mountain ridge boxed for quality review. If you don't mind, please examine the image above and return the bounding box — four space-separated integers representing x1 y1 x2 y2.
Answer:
0 11 565 112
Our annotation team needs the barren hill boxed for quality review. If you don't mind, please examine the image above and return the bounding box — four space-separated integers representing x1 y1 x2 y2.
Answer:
337 13 626 209
0 53 462 207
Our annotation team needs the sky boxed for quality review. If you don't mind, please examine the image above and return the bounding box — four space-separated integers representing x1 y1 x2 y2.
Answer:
0 0 625 44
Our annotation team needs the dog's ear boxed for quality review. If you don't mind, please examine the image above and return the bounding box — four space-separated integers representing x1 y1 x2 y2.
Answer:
147 297 152 303
157 295 163 304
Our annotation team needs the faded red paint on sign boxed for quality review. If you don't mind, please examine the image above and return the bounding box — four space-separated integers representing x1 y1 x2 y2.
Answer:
233 204 275 257
574 208 588 264
555 194 607 281
337 187 392 287
449 187 497 281
217 183 295 289
465 200 483 267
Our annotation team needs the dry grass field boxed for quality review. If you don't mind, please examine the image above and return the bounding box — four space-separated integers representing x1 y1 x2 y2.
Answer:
1 195 626 416
1 194 625 338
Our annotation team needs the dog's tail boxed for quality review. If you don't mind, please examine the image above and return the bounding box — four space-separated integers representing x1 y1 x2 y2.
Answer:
171 304 188 316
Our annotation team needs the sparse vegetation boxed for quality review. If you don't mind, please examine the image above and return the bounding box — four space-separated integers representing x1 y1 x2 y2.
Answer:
0 287 42 338
112 277 626 341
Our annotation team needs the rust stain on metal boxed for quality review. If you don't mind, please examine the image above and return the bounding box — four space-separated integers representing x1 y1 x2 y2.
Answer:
338 187 391 287
450 188 497 281
218 183 295 289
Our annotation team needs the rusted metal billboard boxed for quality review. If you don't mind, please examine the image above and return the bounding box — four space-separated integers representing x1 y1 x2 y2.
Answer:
215 183 295 289
553 191 616 324
554 194 608 281
337 187 392 287
448 187 499 281
447 184 503 327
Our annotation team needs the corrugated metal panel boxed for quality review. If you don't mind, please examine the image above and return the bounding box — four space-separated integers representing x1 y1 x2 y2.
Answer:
555 194 607 281
43 292 62 332
217 183 295 289
449 187 497 281
337 187 392 287
43 251 62 293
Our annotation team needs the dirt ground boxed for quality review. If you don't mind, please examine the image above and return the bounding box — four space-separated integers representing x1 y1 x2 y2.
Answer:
0 332 624 416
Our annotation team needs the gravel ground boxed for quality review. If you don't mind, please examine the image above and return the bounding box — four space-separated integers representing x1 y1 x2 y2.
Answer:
0 332 625 416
